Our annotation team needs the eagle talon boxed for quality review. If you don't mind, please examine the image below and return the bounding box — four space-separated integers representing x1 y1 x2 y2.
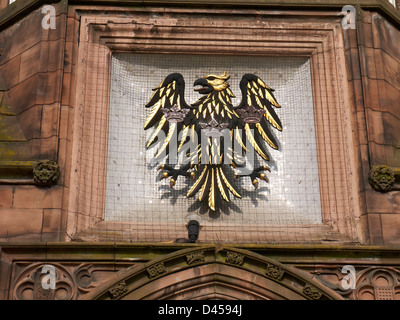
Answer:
158 164 174 171
255 165 270 173
161 171 170 180
235 165 270 187
259 173 269 183
159 164 195 188
252 178 259 189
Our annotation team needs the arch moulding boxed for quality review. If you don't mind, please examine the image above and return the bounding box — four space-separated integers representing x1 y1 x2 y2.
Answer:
80 246 344 300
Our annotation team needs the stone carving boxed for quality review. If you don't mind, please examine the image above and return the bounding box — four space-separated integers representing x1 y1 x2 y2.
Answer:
368 165 395 192
11 262 130 300
33 160 60 187
147 263 166 279
186 251 205 265
74 264 95 295
302 284 322 300
354 268 400 300
13 263 75 300
225 251 244 266
313 266 400 300
265 263 285 281
109 281 128 300
312 267 351 300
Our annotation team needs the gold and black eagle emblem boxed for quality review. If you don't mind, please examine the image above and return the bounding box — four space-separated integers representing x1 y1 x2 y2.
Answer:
144 72 282 212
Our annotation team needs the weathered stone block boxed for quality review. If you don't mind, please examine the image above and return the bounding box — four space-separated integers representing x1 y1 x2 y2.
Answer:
12 185 62 209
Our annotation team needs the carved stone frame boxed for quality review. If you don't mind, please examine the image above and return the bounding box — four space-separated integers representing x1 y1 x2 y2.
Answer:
66 6 365 244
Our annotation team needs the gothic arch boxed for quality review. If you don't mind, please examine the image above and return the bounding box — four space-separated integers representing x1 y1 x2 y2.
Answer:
80 246 343 300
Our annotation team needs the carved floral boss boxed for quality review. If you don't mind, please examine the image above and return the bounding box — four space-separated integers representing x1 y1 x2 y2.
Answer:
144 72 282 211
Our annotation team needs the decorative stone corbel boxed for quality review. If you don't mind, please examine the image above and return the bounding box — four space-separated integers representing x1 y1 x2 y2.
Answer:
368 165 400 192
33 160 60 187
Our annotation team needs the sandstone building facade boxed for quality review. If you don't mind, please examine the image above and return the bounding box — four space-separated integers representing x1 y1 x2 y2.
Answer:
0 0 400 300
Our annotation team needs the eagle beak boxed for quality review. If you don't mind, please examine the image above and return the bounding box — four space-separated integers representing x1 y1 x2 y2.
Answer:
194 78 212 94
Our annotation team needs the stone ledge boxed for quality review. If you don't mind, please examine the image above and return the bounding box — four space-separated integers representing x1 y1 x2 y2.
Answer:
0 160 37 181
0 160 60 186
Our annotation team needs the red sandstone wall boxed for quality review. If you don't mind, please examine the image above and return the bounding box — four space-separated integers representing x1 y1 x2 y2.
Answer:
0 2 68 241
344 10 400 245
0 4 399 245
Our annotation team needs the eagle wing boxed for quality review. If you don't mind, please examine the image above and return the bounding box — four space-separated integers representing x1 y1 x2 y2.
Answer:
144 73 194 159
234 74 282 161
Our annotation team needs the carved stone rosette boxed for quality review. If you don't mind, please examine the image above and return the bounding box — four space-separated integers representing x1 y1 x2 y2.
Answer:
186 251 205 265
147 263 166 279
302 284 322 300
265 263 285 281
225 251 244 266
109 281 128 300
368 165 395 192
33 160 60 187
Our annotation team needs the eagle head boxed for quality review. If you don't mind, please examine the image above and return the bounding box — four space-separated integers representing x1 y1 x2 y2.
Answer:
194 71 230 94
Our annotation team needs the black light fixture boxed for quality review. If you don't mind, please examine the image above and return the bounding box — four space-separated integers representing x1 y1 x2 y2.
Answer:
186 220 200 243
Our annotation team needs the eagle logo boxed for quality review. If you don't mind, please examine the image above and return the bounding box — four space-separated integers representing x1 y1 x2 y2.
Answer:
144 72 282 212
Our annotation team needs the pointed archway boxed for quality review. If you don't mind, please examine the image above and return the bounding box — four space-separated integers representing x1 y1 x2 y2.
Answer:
80 246 343 300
